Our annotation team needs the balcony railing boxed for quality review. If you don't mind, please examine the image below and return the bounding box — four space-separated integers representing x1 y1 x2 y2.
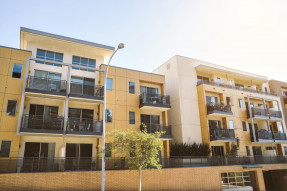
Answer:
250 130 273 142
139 93 171 107
269 110 283 119
140 123 173 138
273 132 287 141
21 115 64 133
247 108 268 119
209 128 236 141
26 76 67 93
67 117 103 135
70 82 104 98
197 80 277 96
206 103 232 115
1 156 287 173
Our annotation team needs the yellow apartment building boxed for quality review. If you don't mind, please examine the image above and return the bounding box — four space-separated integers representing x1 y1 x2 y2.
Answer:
0 27 172 161
0 46 32 158
154 55 287 157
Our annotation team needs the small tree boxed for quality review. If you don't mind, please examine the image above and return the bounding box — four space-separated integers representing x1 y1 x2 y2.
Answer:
108 129 163 191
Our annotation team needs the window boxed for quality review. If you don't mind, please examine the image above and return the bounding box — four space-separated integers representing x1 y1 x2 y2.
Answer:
0 141 12 157
282 91 287 96
278 122 284 132
229 120 234 129
36 49 63 67
12 64 23 78
235 83 244 89
266 147 276 151
129 82 135 94
106 109 112 123
284 147 287 155
24 142 55 158
129 111 136 124
72 56 96 72
6 100 17 116
209 120 221 129
140 86 158 96
70 76 96 95
206 96 218 104
221 172 251 189
107 78 113 91
246 146 251 156
226 97 231 105
239 99 243 108
242 121 247 131
105 143 112 157
216 77 221 84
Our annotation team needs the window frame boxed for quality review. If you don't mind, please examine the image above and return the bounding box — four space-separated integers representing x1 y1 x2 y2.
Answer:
11 63 23 79
106 78 113 91
129 81 135 94
36 49 63 67
229 120 234 129
221 171 251 189
6 100 18 116
129 111 136 124
242 121 247 131
106 109 113 123
0 140 12 158
72 55 96 72
239 99 243 108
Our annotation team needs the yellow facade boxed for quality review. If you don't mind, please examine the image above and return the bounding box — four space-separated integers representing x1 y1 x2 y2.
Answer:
0 46 32 157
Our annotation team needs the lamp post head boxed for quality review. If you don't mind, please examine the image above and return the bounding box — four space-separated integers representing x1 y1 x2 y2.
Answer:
118 43 125 49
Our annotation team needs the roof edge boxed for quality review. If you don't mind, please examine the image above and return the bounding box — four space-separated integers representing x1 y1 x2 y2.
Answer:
20 27 115 51
0 45 32 52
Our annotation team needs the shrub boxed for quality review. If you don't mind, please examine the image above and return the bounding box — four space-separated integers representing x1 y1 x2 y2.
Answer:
170 142 211 156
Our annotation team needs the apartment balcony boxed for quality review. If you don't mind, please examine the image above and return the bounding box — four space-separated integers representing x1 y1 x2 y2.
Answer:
66 117 103 136
250 130 273 142
140 123 173 139
206 103 232 116
26 76 67 96
269 110 283 121
209 128 236 141
69 82 104 102
273 132 287 143
139 93 171 111
197 80 277 96
247 108 269 120
20 115 64 135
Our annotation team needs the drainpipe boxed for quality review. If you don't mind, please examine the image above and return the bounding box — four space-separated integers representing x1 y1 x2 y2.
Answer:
247 95 257 142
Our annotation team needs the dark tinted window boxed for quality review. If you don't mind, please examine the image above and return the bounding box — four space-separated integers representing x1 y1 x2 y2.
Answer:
0 141 12 157
129 82 135 94
129 111 135 124
242 121 247 131
6 100 17 116
12 64 23 78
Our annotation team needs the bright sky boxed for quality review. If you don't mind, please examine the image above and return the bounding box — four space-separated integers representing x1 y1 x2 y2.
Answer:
1 0 287 81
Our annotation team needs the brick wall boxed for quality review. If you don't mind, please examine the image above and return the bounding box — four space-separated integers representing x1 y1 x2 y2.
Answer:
1 164 287 191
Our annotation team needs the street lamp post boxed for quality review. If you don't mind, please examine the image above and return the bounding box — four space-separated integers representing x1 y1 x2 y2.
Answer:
101 43 124 191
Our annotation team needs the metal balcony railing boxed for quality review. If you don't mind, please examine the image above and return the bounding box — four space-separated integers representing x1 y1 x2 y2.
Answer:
27 76 67 93
273 132 287 141
140 93 170 106
250 130 273 142
209 128 236 140
247 108 268 118
1 156 287 174
197 80 277 96
140 123 172 138
206 103 232 115
70 82 104 97
269 110 283 119
21 115 64 132
67 117 103 135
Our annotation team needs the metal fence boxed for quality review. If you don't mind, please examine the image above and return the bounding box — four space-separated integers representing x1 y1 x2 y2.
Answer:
269 110 283 119
67 118 103 135
21 115 64 131
0 156 286 174
70 82 104 97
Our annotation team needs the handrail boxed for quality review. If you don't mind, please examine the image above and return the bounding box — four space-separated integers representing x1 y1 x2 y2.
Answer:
140 93 170 106
27 75 67 92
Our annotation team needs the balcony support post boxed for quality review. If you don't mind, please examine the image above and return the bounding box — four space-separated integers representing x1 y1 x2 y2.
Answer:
60 65 71 157
16 57 31 135
263 99 271 131
248 95 257 142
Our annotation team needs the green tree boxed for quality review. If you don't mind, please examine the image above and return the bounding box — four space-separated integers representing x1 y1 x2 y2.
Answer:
108 129 163 191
